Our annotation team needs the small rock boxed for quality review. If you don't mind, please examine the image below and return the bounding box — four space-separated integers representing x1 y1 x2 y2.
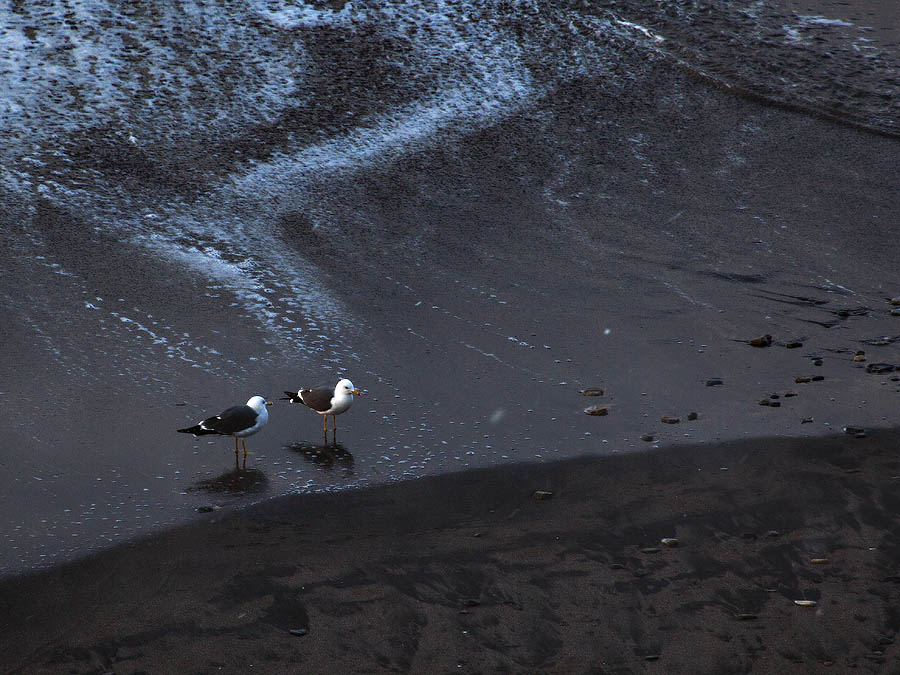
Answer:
644 655 660 662
609 563 626 570
853 351 867 362
749 334 773 347
580 388 604 396
736 613 758 621
813 359 823 366
533 490 553 500
661 416 680 424
641 547 661 554
640 434 655 442
584 405 608 416
766 530 780 537
769 394 780 399
811 375 824 381
795 376 811 383
786 341 803 349
462 599 481 607
892 308 900 317
843 425 865 436
801 417 814 424
784 392 797 397
810 558 829 565
687 411 698 421
197 506 214 513
660 538 679 547
794 600 817 607
891 297 900 306
706 378 724 386
289 628 308 636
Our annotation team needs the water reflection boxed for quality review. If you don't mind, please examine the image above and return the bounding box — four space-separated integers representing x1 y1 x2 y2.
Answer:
191 459 269 495
286 441 354 472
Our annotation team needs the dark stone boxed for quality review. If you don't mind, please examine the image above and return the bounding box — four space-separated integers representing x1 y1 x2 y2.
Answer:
289 628 308 636
687 412 698 421
706 378 724 386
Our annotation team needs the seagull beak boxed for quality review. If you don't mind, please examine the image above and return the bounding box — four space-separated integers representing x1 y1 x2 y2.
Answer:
352 389 361 395
266 401 274 406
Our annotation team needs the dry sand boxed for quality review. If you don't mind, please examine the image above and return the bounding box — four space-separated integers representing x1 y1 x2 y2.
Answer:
3 429 899 673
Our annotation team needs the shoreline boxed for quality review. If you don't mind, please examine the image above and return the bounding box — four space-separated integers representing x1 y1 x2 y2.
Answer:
3 429 899 672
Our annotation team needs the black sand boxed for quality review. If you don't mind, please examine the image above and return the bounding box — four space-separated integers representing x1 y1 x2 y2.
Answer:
3 430 900 673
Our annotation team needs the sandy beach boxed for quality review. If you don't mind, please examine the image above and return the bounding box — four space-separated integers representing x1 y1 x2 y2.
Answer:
3 429 899 673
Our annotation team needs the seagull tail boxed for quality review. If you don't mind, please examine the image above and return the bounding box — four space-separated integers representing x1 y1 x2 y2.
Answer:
177 424 217 436
280 391 302 403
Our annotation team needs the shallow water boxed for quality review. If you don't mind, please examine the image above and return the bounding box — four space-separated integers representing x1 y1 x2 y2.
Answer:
2 0 899 577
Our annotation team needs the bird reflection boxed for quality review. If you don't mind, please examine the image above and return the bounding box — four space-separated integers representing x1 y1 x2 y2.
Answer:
286 441 354 472
191 458 269 495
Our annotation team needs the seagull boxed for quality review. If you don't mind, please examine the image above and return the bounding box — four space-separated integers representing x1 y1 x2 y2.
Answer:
178 395 273 457
281 378 361 435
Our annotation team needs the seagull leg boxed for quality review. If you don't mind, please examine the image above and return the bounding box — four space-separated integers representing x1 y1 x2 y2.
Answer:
241 438 248 458
323 415 328 434
234 436 239 456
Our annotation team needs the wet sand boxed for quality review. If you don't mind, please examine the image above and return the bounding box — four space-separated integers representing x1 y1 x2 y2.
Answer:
3 429 899 673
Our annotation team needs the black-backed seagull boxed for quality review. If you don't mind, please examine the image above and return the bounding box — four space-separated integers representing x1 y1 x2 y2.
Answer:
281 378 361 434
178 395 272 457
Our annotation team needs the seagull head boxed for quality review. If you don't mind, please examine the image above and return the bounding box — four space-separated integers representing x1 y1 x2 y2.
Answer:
246 395 273 412
337 379 361 396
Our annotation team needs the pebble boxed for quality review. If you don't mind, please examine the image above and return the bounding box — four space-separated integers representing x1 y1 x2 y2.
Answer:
766 530 780 537
289 628 308 636
687 411 698 421
462 599 481 607
197 506 214 513
843 426 865 436
735 613 758 621
661 416 680 424
801 417 814 424
533 490 553 500
810 558 829 565
584 405 608 416
891 297 900 306
784 392 797 398
759 399 780 407
786 341 803 349
640 434 655 442
892 308 900 317
853 351 866 362
580 388 604 396
641 547 661 554
795 376 811 383
749 334 773 347
794 600 817 607
812 375 824 381
866 363 898 374
661 538 679 547
706 378 724 386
